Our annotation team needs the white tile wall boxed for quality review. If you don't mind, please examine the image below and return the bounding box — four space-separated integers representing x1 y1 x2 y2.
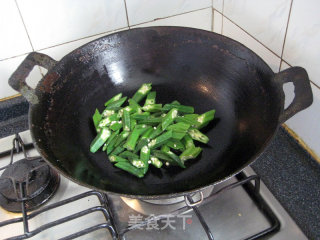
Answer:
212 0 223 13
0 0 32 60
16 0 128 50
223 0 291 56
126 0 211 25
0 55 42 98
39 28 128 61
283 0 320 87
222 17 281 72
213 10 222 34
133 8 212 31
282 62 320 158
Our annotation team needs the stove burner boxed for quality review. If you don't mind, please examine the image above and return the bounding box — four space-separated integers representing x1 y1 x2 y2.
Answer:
121 186 214 215
0 157 60 213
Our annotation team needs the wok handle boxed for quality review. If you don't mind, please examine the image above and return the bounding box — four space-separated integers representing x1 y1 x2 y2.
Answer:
8 52 57 104
274 67 313 123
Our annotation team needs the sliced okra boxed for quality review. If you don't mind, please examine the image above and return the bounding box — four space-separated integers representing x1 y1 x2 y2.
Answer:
132 83 152 103
188 128 209 144
104 93 123 107
90 128 111 153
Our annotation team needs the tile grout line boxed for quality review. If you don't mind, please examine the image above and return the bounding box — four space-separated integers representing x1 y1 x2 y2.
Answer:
211 0 214 32
0 27 129 62
129 6 211 28
2 5 211 59
14 0 34 51
28 28 129 53
222 14 281 59
221 0 224 34
278 0 294 72
0 52 32 62
123 0 131 29
211 8 214 32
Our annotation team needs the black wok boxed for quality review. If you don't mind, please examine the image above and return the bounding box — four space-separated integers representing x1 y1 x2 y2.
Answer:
9 27 313 199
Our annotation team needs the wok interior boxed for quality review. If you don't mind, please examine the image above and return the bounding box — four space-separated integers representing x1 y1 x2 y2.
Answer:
31 27 281 197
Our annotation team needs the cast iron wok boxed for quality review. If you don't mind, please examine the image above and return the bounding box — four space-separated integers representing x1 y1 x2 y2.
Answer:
9 27 313 199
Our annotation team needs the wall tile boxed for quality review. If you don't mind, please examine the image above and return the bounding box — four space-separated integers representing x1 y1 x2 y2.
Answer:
280 61 320 158
213 10 222 34
212 0 223 12
126 0 211 26
17 0 128 50
0 55 42 99
133 8 212 31
223 17 281 72
283 0 320 87
223 0 291 56
0 0 32 60
39 28 128 61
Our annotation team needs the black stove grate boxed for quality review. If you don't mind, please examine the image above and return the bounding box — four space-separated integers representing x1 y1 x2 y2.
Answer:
0 133 280 240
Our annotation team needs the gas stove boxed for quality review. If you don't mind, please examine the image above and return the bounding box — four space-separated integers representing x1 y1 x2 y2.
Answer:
0 131 307 240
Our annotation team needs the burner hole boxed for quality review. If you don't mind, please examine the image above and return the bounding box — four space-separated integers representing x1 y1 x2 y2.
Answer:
28 171 37 183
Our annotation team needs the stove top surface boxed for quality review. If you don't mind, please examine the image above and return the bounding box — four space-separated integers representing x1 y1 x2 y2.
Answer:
0 131 307 240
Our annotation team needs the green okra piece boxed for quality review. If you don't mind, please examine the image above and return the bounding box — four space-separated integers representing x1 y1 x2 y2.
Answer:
132 159 147 169
102 109 115 118
151 150 173 162
130 119 137 131
162 108 178 130
132 83 152 103
104 93 122 107
106 130 120 154
149 124 163 139
166 139 185 151
93 109 102 132
122 109 131 131
144 91 156 106
182 135 195 149
118 151 145 168
134 127 152 153
109 121 122 131
138 117 163 125
135 124 150 135
119 151 139 160
140 145 151 165
106 135 118 154
90 128 111 153
171 131 187 140
106 96 127 110
150 156 163 168
175 114 199 125
114 161 144 178
109 155 128 163
188 128 209 144
124 128 141 151
148 130 172 149
128 99 142 113
160 145 185 168
111 146 125 155
98 113 119 128
150 112 163 118
171 100 180 105
142 104 162 112
114 131 130 147
167 122 190 132
131 112 150 120
195 110 216 129
180 146 202 161
104 130 119 149
162 103 194 114
141 127 154 139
